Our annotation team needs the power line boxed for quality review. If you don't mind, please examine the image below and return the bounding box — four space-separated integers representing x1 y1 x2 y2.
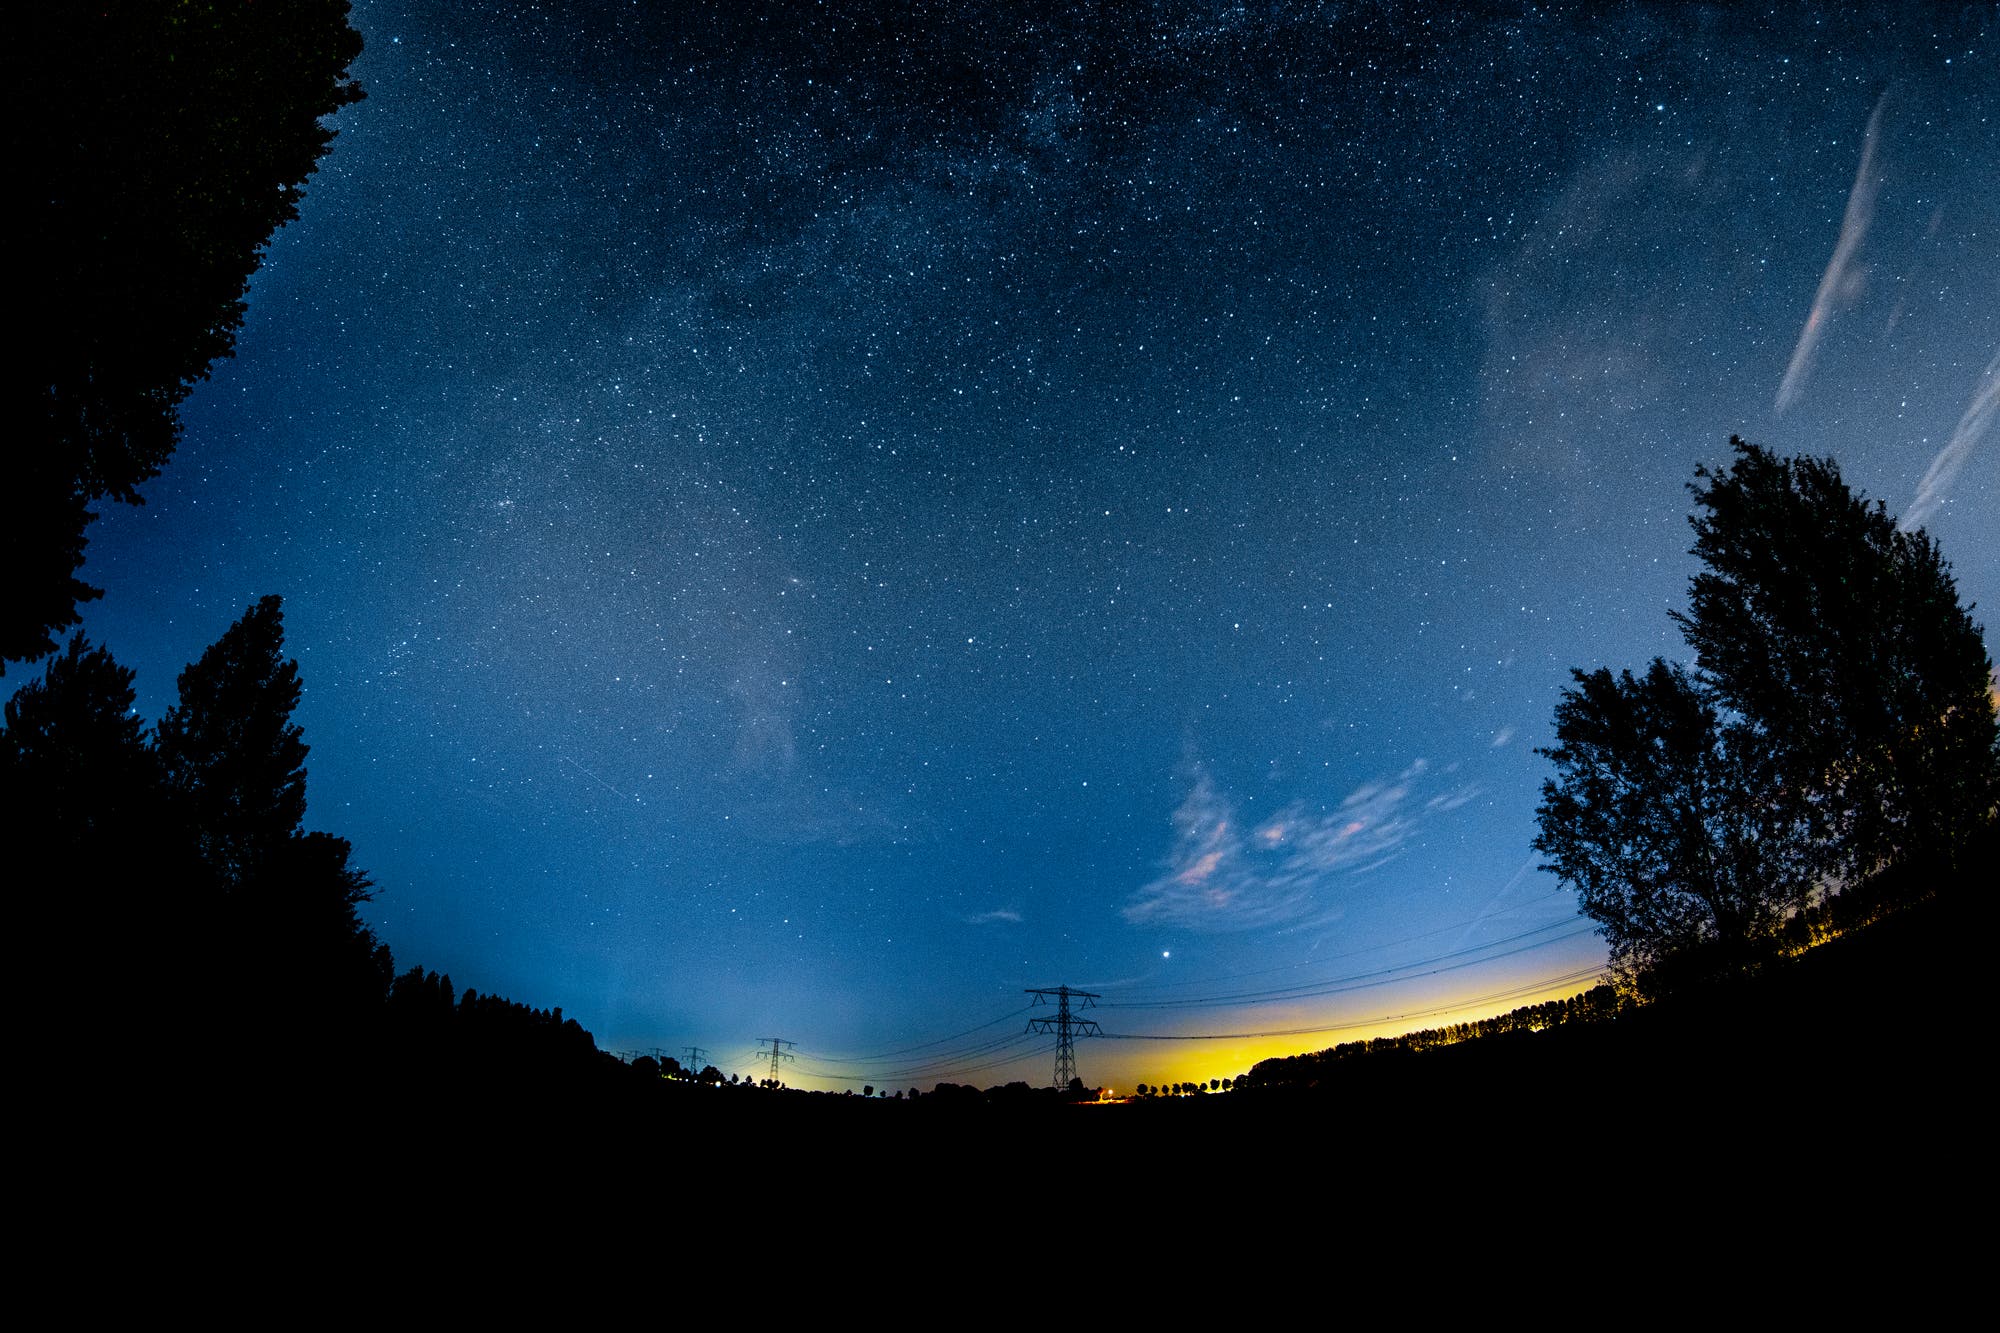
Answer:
794 1030 1049 1087
787 915 1594 1080
789 1004 1059 1085
1099 920 1598 1011
1098 965 1609 1041
788 961 1608 1087
799 1006 1033 1064
697 921 1604 1091
799 1034 1057 1088
1100 889 1575 999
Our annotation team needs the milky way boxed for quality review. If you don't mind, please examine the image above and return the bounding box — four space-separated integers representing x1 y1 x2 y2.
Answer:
69 2 1998 1088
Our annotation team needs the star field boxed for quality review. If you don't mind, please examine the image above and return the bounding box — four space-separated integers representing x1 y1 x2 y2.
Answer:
68 2 1998 1088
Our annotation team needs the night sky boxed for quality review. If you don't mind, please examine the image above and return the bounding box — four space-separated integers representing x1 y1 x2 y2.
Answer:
63 2 1998 1090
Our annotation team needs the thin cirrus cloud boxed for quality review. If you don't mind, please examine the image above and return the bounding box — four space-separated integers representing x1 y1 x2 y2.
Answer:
1123 760 1478 932
967 908 1024 925
1902 347 1999 532
1775 91 1889 416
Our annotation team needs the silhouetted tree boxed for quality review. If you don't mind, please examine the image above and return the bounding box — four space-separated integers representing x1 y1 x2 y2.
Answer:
156 596 308 891
1674 440 1999 880
0 610 645 1096
389 967 456 1022
149 596 399 1047
1535 660 1810 984
0 635 177 1004
1537 440 1999 991
252 830 392 1034
0 635 155 845
6 4 363 669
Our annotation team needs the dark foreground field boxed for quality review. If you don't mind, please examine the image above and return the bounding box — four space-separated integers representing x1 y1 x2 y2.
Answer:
121 884 1973 1213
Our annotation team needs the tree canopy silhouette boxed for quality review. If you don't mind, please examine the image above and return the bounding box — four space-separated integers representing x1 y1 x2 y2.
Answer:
5 3 363 670
0 600 653 1097
0 633 185 974
1534 659 1814 983
1536 439 1999 990
1673 443 2000 882
0 635 155 842
0 600 385 1060
157 595 309 891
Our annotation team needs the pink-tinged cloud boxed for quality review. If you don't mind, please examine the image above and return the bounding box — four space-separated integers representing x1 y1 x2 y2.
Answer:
1124 759 1477 932
1178 850 1224 884
1776 93 1888 415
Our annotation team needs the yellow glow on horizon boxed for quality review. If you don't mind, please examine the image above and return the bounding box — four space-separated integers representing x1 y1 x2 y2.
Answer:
750 948 1611 1097
1088 961 1609 1092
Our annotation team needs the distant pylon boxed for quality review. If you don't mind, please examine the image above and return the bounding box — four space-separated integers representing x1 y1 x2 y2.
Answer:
683 1045 708 1073
758 1036 795 1083
1025 986 1101 1089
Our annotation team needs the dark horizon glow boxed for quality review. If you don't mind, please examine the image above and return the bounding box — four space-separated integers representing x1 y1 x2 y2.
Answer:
53 2 1998 1091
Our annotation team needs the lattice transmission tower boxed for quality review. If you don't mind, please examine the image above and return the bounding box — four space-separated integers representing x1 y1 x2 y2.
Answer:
1025 985 1101 1089
758 1036 795 1084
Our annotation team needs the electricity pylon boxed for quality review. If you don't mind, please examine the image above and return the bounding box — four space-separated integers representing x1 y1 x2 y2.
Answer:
758 1036 795 1083
683 1045 708 1073
1025 986 1101 1089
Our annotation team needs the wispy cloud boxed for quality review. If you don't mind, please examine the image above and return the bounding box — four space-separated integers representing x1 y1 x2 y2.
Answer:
967 908 1023 925
720 659 925 847
1776 92 1889 415
1425 786 1482 813
728 671 798 776
1903 347 1999 531
725 781 925 847
1124 760 1476 932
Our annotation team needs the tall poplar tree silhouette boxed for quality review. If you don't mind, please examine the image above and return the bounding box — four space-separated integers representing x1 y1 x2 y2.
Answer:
156 595 308 893
155 596 391 1044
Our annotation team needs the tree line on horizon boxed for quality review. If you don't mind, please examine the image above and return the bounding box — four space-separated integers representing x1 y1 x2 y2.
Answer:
1 597 637 1092
1242 984 1625 1091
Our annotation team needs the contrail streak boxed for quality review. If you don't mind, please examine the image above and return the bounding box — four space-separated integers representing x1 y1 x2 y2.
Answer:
1450 855 1539 953
1776 91 1889 416
561 753 633 801
1903 347 2000 531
